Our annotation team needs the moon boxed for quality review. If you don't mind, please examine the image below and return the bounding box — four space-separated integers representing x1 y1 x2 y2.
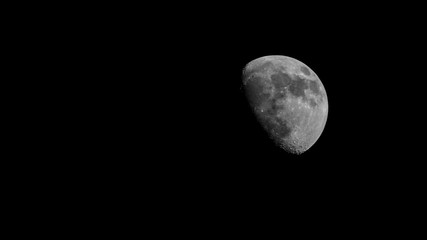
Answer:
242 55 328 154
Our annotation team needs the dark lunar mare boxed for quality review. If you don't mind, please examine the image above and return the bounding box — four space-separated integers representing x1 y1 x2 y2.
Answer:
271 72 291 90
245 70 322 140
308 80 321 96
271 71 310 99
271 71 322 107
300 66 311 76
288 75 309 100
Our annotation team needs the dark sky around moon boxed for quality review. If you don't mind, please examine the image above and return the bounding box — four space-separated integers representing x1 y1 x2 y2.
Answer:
58 9 423 222
22 5 424 223
178 32 420 167
107 11 422 190
142 24 416 163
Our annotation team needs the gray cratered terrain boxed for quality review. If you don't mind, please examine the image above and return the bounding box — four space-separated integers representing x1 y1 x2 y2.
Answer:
243 55 328 154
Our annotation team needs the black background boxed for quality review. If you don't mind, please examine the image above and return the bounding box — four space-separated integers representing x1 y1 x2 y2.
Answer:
142 19 415 168
9 3 425 231
91 13 421 219
96 5 426 187
119 10 424 228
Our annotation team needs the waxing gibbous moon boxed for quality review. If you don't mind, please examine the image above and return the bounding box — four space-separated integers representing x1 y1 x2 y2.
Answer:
243 55 328 154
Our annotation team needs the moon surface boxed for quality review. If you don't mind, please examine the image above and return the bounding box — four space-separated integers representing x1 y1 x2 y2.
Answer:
242 55 328 154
